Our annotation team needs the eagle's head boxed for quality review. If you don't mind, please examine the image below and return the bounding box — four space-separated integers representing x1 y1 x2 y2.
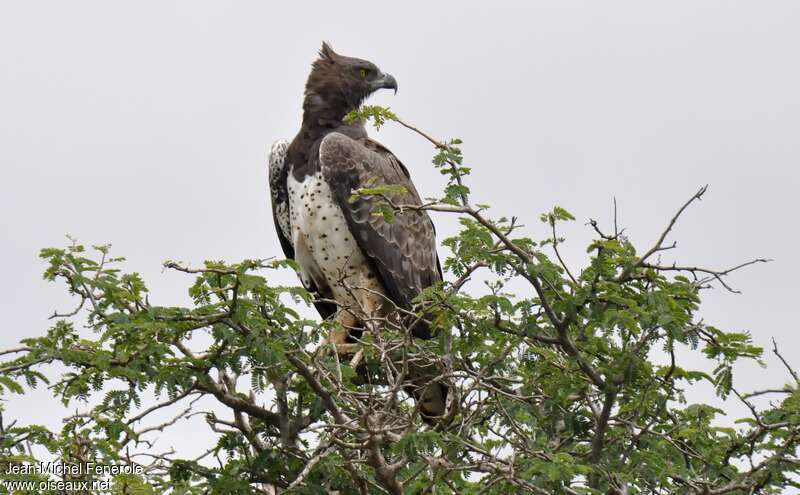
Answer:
303 42 397 124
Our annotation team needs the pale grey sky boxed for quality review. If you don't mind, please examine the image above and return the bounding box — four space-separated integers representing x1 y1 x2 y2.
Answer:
1 0 799 464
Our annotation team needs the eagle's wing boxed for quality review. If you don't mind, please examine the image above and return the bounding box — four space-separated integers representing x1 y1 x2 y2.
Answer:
319 132 442 336
268 140 294 258
269 139 337 320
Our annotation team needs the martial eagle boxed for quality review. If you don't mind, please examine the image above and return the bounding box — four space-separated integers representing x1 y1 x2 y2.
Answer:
268 42 446 421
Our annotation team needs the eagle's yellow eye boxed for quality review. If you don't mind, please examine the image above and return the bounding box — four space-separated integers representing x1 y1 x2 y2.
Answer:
360 68 367 79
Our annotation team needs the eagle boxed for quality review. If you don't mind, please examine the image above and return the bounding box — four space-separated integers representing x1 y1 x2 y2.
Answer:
268 42 446 422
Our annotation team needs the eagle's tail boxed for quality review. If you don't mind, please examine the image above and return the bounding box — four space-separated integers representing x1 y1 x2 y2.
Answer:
406 371 449 426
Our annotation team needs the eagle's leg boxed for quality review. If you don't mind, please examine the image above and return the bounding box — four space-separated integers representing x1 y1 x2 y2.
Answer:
347 273 388 368
326 310 360 358
358 272 387 331
327 273 387 366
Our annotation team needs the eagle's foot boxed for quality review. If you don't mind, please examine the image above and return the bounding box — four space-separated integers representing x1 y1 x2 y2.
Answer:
349 348 364 368
315 340 361 365
322 313 363 363
329 342 360 356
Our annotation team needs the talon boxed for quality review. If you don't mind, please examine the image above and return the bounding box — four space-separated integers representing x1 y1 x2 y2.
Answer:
324 342 361 359
330 342 361 357
349 348 364 368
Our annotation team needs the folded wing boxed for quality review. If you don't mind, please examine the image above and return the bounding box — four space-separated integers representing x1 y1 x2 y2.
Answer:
319 132 442 337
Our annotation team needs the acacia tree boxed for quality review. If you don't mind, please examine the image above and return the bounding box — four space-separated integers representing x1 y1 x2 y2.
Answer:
1 108 798 494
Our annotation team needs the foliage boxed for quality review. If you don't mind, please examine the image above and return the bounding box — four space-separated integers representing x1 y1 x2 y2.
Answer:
0 109 797 494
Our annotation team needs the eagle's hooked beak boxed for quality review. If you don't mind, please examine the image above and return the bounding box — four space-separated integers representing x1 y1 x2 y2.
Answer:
371 72 398 94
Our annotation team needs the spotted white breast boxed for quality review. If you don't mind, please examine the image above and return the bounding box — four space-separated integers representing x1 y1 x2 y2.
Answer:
286 169 385 310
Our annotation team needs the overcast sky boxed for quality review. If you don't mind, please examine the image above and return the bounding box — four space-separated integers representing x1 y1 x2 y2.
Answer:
1 0 799 463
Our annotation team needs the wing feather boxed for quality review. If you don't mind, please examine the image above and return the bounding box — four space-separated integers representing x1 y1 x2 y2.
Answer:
318 132 442 336
268 140 295 259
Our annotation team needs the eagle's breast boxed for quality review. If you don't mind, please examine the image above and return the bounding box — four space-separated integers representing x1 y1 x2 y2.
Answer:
287 167 385 307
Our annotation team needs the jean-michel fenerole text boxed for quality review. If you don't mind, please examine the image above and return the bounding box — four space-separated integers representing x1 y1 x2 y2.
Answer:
4 462 144 476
